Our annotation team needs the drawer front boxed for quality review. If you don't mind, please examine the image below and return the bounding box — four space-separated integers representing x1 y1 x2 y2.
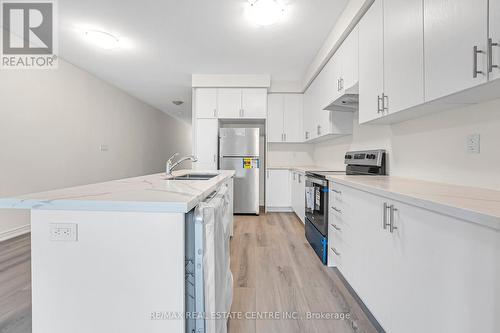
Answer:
328 243 343 268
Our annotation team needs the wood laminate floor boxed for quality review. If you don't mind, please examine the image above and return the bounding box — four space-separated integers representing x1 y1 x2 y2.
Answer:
0 234 31 333
0 213 379 333
228 212 379 333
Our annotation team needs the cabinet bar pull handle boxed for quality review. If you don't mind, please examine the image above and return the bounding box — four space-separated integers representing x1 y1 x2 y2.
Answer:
331 247 341 256
284 133 286 141
488 38 499 73
331 223 341 231
377 95 382 113
331 206 342 214
298 174 302 183
383 203 390 230
390 205 398 233
473 46 485 78
383 94 388 112
331 189 341 194
213 109 217 117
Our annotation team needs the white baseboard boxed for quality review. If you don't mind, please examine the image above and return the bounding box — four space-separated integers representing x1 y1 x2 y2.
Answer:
0 224 31 242
265 207 293 213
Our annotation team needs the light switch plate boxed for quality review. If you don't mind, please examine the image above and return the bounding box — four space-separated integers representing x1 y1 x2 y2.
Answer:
467 134 480 154
50 223 78 241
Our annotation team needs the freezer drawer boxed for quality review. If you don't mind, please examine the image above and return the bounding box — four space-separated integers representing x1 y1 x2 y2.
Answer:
220 157 259 214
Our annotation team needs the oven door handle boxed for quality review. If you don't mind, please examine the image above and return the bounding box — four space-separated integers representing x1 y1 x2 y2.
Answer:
306 177 328 187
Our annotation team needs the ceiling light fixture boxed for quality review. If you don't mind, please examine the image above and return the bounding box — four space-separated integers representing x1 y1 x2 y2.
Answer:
172 100 184 106
246 0 286 26
84 30 120 50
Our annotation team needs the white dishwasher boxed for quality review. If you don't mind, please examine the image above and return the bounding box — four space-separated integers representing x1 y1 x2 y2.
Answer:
185 183 233 333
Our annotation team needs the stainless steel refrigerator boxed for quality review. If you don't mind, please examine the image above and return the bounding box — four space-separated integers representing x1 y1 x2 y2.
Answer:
219 128 260 215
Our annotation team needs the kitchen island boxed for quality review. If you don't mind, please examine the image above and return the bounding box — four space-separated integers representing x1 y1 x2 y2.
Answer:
0 170 234 333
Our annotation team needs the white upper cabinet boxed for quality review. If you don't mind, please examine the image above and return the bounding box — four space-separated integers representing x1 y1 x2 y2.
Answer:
490 0 500 81
241 88 267 118
216 88 267 119
267 94 284 142
341 27 359 93
359 0 384 124
283 94 303 142
267 94 303 143
217 88 242 118
424 0 488 102
383 0 424 114
195 88 218 119
322 27 359 109
302 85 314 141
193 119 218 170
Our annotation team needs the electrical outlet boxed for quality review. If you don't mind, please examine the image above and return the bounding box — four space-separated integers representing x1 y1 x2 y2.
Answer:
466 134 480 154
99 144 109 152
50 223 78 241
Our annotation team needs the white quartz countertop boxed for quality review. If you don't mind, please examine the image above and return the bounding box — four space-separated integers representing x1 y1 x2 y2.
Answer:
0 170 235 213
266 165 338 173
326 175 500 231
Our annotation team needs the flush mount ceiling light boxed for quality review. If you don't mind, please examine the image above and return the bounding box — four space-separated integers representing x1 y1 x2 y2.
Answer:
84 30 120 50
246 0 286 26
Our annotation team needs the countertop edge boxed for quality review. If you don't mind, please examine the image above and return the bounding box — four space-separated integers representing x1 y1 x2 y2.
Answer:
0 172 234 214
326 176 500 231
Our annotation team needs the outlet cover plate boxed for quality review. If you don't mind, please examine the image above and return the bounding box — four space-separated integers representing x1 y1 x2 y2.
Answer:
50 223 78 241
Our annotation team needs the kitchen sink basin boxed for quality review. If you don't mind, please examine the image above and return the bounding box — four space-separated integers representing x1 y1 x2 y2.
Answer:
170 173 219 180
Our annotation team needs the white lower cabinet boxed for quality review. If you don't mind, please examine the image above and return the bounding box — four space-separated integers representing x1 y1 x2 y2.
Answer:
265 169 291 210
328 180 500 333
291 171 305 223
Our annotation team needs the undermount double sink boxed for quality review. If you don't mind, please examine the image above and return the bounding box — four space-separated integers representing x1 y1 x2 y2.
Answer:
169 173 219 181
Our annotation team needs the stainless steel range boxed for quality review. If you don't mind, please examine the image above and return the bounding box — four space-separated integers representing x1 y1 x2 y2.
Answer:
305 149 387 264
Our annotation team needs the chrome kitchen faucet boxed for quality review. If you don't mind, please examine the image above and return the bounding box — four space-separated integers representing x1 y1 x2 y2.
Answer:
166 153 198 176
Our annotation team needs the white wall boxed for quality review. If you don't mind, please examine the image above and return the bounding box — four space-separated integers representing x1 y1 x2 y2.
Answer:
267 143 315 167
0 60 191 239
313 98 500 190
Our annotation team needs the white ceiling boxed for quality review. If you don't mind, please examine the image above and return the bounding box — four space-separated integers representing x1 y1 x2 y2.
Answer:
59 0 349 122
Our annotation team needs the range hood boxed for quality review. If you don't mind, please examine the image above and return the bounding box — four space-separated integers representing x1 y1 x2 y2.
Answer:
324 83 359 112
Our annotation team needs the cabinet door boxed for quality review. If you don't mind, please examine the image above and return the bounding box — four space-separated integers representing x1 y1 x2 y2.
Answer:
283 94 303 142
291 172 299 214
391 201 500 333
424 0 488 101
194 119 218 170
322 50 342 107
217 88 242 118
341 27 359 92
358 0 384 124
384 0 424 114
241 88 267 118
350 189 393 332
311 70 330 138
303 84 314 141
490 0 500 81
195 88 218 119
296 173 305 222
265 169 291 208
267 94 284 143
